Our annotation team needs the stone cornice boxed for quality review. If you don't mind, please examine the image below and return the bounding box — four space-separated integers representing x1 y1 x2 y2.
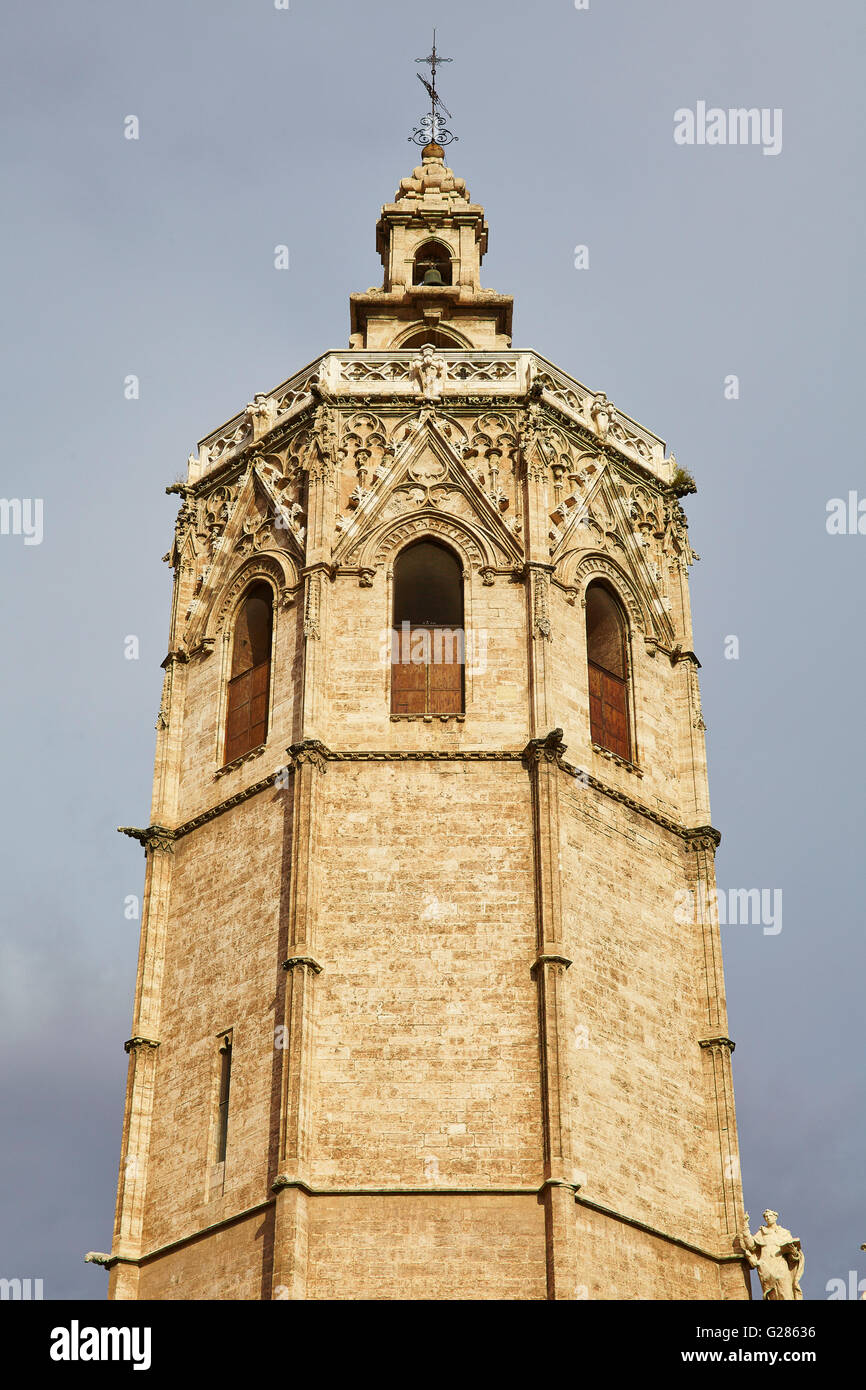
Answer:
124 1036 160 1053
214 743 267 779
287 739 330 773
531 951 574 975
573 1193 746 1265
110 1183 744 1272
699 1035 736 1054
190 351 673 492
122 744 720 850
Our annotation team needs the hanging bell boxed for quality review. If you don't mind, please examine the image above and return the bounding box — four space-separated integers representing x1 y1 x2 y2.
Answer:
421 266 445 286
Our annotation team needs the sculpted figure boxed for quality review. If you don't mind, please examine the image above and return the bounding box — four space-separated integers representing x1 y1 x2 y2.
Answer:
245 393 276 439
589 391 612 439
738 1210 804 1300
411 346 446 401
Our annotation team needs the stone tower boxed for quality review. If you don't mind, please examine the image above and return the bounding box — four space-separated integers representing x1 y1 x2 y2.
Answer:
109 142 750 1301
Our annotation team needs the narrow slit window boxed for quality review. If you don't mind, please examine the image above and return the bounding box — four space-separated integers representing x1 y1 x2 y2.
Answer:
224 583 272 764
216 1037 232 1164
586 582 632 762
391 541 464 715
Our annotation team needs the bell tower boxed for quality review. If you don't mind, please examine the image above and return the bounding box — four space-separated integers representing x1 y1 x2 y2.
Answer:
349 140 512 351
106 65 750 1302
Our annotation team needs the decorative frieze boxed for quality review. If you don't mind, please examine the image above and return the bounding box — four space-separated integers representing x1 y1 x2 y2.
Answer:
190 353 671 493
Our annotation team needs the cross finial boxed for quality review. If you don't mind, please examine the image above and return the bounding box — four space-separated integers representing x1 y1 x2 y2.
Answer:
409 30 458 148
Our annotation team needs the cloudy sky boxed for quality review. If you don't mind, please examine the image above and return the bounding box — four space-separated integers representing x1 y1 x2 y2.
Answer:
2 0 863 1300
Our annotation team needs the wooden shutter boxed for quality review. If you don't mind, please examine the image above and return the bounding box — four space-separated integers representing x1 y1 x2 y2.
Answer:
589 661 630 761
391 627 427 714
225 658 270 763
428 627 463 713
391 624 464 714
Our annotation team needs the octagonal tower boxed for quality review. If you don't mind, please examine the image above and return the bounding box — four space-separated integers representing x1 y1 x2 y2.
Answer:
109 145 750 1301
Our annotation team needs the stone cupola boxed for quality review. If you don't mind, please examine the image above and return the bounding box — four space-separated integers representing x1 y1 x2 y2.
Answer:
349 141 513 352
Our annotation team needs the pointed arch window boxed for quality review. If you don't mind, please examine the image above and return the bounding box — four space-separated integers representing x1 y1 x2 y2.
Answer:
413 240 453 286
391 541 464 715
586 582 632 761
224 583 272 764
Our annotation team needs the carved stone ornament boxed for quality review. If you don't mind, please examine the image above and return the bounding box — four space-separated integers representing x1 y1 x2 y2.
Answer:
532 569 552 639
589 392 613 439
245 393 278 440
522 728 568 770
124 1036 160 1053
407 452 448 486
212 555 296 638
411 346 447 400
303 572 322 639
282 954 324 975
118 824 176 855
286 739 331 774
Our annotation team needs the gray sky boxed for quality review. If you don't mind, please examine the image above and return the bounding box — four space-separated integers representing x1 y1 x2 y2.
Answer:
1 0 863 1300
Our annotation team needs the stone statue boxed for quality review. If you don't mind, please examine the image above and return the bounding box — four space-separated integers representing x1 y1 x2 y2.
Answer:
738 1210 804 1300
411 345 446 401
589 391 612 440
245 393 276 439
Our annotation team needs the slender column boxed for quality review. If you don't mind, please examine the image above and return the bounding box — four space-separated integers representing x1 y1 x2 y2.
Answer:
299 398 338 739
109 828 175 1298
271 399 337 1297
520 391 557 736
271 739 329 1300
524 731 579 1300
689 831 747 1249
151 651 190 824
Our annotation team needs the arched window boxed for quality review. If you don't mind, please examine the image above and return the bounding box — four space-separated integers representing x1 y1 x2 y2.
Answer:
224 583 273 763
391 541 464 715
413 241 453 286
398 325 468 351
586 582 631 761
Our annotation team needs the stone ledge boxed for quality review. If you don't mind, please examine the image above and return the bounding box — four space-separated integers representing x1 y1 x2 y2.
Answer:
214 743 267 779
591 743 644 776
389 713 466 723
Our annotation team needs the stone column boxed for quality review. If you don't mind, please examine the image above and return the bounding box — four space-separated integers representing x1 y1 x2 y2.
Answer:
524 731 579 1300
109 827 175 1299
688 830 747 1251
271 739 329 1299
519 399 556 736
299 400 338 739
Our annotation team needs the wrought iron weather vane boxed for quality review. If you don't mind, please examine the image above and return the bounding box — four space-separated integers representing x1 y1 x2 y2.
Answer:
409 30 458 147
